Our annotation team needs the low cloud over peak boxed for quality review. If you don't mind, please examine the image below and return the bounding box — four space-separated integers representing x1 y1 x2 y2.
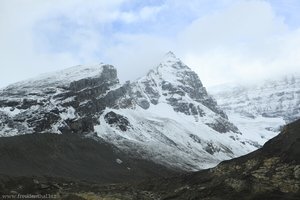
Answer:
1 0 300 88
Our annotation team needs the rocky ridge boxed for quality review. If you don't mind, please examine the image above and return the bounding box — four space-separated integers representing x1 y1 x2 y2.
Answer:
211 74 300 123
210 75 300 146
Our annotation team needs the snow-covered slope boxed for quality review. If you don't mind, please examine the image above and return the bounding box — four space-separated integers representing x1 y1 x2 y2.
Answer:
131 52 237 133
0 64 123 138
95 52 259 170
210 75 300 145
0 52 262 171
4 64 106 90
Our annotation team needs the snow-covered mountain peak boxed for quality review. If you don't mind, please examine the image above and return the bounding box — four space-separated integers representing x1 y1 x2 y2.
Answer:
161 51 181 64
4 64 112 90
131 53 239 134
141 51 198 89
158 51 189 72
1 64 119 98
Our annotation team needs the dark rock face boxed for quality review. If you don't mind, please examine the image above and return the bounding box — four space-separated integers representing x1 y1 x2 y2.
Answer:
206 118 240 133
61 117 95 134
0 65 134 136
69 65 118 92
104 111 131 131
27 111 60 133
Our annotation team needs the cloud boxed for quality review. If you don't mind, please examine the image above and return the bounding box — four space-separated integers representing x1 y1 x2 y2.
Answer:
0 0 169 87
0 0 300 88
180 1 287 49
0 0 127 88
103 33 173 82
0 1 82 88
176 0 299 86
116 4 165 23
101 0 300 86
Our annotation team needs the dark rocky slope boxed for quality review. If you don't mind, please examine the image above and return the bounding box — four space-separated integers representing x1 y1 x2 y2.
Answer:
0 133 176 186
136 118 300 200
131 119 300 200
1 119 297 199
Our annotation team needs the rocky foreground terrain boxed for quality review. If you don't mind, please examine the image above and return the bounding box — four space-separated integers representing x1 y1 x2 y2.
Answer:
0 119 299 200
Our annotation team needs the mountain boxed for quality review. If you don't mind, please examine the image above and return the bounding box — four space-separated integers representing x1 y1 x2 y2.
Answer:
210 75 300 145
211 75 300 123
2 119 299 200
0 52 260 171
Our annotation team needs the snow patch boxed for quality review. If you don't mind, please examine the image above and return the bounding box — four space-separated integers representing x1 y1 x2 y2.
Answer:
116 158 123 164
59 107 76 120
0 107 21 117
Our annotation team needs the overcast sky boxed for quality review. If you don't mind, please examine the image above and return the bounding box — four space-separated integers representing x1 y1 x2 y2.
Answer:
1 0 300 88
